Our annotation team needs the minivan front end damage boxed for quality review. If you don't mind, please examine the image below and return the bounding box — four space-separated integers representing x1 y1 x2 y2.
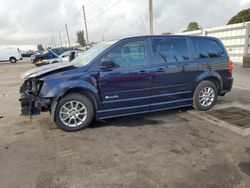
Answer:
19 78 51 116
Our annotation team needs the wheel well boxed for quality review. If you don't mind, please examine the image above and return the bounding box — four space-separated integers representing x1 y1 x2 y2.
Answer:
59 88 97 110
202 77 221 93
51 88 98 121
9 56 16 60
36 57 42 61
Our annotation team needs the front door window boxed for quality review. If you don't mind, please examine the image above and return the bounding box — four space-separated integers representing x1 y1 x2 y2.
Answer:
105 41 146 68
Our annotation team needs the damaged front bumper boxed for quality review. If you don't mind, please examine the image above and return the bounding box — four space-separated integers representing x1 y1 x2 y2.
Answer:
19 79 51 116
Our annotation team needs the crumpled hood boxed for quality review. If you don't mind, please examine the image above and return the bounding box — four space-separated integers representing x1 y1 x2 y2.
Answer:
20 62 75 79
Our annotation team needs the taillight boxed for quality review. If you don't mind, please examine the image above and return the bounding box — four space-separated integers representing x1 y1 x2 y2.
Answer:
228 59 233 74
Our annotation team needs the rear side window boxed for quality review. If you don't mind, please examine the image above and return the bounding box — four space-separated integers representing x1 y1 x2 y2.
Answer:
151 38 189 64
192 38 225 59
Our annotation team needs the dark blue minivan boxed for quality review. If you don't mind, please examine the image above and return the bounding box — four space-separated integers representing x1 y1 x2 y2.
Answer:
20 35 233 131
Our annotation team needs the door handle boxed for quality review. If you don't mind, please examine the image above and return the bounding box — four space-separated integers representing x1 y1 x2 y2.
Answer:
139 70 148 74
155 68 165 73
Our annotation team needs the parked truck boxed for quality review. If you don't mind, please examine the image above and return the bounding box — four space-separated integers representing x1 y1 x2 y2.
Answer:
0 48 22 63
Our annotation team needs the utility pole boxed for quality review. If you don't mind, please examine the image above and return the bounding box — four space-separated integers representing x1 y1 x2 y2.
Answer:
65 35 67 47
59 32 62 47
65 24 71 47
82 5 89 46
149 0 153 35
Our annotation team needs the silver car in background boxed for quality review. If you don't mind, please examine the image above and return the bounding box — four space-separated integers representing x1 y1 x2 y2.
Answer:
41 50 83 65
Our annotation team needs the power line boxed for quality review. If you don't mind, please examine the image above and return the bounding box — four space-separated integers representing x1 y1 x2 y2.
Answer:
48 0 120 47
85 0 109 15
90 1 121 19
83 0 99 10
87 0 121 22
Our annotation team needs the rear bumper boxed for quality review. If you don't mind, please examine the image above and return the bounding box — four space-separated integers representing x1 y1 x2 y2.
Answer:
220 77 233 95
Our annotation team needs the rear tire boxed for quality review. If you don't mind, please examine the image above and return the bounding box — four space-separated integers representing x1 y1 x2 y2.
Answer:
9 57 16 63
54 93 94 132
193 80 218 111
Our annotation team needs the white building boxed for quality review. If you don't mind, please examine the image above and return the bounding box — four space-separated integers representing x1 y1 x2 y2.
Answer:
179 22 250 65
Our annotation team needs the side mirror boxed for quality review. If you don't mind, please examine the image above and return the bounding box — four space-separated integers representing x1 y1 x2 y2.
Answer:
100 58 117 71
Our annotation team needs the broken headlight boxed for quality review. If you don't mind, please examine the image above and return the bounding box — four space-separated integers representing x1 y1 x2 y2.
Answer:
31 79 44 96
21 79 44 96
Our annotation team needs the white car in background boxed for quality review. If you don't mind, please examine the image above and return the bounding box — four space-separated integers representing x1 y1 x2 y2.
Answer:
0 48 22 63
41 50 83 66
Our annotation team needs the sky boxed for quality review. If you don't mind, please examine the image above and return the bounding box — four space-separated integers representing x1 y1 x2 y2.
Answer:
0 0 250 50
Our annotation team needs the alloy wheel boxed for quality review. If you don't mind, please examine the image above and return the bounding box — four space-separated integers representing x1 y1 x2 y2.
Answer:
59 100 87 127
198 86 215 107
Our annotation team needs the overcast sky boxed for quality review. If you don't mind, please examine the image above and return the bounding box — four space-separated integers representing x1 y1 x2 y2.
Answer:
0 0 250 50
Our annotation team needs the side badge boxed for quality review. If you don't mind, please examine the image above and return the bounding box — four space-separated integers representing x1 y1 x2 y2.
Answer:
105 95 119 99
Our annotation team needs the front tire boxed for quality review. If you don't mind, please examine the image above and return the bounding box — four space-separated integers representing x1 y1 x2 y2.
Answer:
35 58 43 66
54 93 94 132
193 80 218 111
9 57 16 63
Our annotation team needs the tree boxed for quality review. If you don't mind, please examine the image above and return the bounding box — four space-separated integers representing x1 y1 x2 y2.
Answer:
227 8 250 25
183 22 201 32
76 30 86 47
162 32 172 35
37 44 44 51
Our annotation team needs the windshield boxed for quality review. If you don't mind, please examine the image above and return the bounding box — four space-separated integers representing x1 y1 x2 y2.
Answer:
59 51 70 58
72 41 117 66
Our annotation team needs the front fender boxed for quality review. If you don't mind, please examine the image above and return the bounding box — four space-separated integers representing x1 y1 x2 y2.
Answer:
41 80 98 98
192 70 223 92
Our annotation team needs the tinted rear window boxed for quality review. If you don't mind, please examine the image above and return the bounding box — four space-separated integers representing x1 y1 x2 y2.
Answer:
151 38 189 63
192 38 225 59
